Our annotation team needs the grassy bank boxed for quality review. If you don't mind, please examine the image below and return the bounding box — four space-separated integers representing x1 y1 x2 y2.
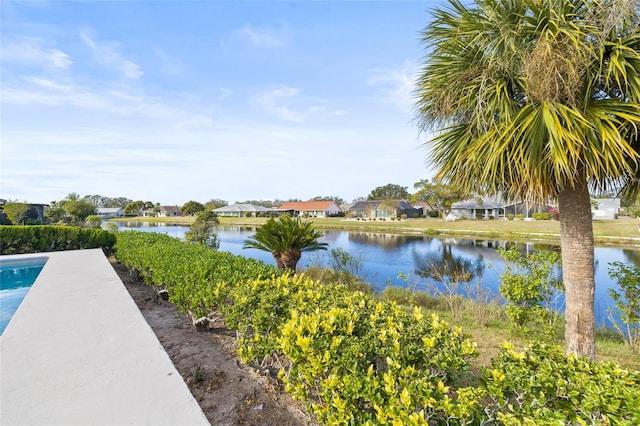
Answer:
114 216 640 247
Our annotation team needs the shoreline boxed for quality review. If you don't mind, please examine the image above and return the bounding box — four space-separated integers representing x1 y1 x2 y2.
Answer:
110 216 640 249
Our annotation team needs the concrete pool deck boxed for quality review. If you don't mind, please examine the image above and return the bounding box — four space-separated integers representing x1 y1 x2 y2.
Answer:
1 249 210 426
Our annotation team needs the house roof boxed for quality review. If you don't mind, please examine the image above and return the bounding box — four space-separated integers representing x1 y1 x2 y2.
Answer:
347 200 418 211
348 201 380 210
278 201 340 211
160 206 181 213
213 204 272 213
452 198 503 209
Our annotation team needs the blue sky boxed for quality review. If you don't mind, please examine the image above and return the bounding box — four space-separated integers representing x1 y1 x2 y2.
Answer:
1 1 442 205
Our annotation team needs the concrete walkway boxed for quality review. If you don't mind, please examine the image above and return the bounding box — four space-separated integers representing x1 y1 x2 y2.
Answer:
1 249 210 426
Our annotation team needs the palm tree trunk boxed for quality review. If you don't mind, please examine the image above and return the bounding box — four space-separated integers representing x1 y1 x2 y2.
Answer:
281 250 302 273
558 179 596 360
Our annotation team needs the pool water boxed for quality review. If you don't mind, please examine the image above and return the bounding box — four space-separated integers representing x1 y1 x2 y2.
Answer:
0 257 47 335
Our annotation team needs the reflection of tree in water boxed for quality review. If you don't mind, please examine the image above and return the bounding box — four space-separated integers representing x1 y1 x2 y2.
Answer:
623 249 640 266
413 239 484 284
348 232 423 250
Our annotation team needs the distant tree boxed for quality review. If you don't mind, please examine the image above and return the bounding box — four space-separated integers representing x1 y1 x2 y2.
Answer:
123 201 145 216
411 179 467 218
3 201 30 225
45 201 68 223
310 196 345 205
181 200 205 216
185 209 220 249
205 199 228 210
236 200 275 208
273 199 301 207
367 184 409 201
85 215 103 229
82 195 132 208
65 199 97 224
352 196 366 203
243 215 328 272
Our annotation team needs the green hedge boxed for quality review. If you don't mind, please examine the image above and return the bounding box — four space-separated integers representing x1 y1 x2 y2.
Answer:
0 226 116 255
113 230 640 425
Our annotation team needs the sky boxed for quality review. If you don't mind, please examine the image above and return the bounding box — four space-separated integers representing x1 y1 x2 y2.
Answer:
1 0 444 206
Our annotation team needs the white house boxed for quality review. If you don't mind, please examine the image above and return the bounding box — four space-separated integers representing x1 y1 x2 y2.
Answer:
592 198 621 220
213 204 274 217
96 208 123 218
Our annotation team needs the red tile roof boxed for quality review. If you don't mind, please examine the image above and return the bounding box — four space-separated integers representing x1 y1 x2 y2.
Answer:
278 201 336 211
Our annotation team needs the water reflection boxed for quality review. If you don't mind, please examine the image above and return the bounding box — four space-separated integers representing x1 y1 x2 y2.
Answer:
347 232 424 249
413 239 482 284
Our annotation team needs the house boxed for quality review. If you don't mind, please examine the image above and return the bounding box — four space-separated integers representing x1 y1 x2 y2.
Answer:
158 206 181 217
277 201 342 218
213 204 274 217
96 207 123 218
346 200 420 219
450 196 552 219
592 198 621 220
0 200 48 224
450 198 504 219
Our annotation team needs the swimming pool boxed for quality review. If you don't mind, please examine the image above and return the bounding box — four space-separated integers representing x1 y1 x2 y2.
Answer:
0 257 48 335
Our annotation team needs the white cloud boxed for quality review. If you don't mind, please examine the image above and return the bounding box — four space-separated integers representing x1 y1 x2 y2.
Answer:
237 23 289 48
253 85 326 123
367 61 418 113
218 87 233 100
79 30 143 79
1 37 72 69
152 46 184 75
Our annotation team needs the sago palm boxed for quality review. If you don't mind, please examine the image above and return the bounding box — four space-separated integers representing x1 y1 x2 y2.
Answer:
243 215 328 272
415 0 640 359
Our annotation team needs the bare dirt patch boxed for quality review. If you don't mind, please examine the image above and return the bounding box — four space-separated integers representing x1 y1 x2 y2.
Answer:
111 260 309 426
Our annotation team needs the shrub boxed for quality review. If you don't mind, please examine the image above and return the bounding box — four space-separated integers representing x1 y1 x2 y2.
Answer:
532 212 551 220
401 214 407 220
0 225 116 256
498 246 563 339
482 342 640 424
608 262 640 352
506 214 515 220
516 214 524 220
278 301 481 424
85 215 103 229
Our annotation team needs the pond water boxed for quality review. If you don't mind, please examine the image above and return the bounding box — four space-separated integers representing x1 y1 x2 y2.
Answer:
111 221 640 327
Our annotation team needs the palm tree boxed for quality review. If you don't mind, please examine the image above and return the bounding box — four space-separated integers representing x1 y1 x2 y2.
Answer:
243 215 328 272
415 0 640 360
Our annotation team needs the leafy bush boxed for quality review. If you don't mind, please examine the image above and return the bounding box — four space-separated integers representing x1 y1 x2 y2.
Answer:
114 230 639 425
278 301 482 424
482 342 640 424
516 214 524 220
498 246 563 339
114 231 279 319
506 214 515 220
85 215 103 229
532 212 551 220
608 262 640 352
0 225 116 255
